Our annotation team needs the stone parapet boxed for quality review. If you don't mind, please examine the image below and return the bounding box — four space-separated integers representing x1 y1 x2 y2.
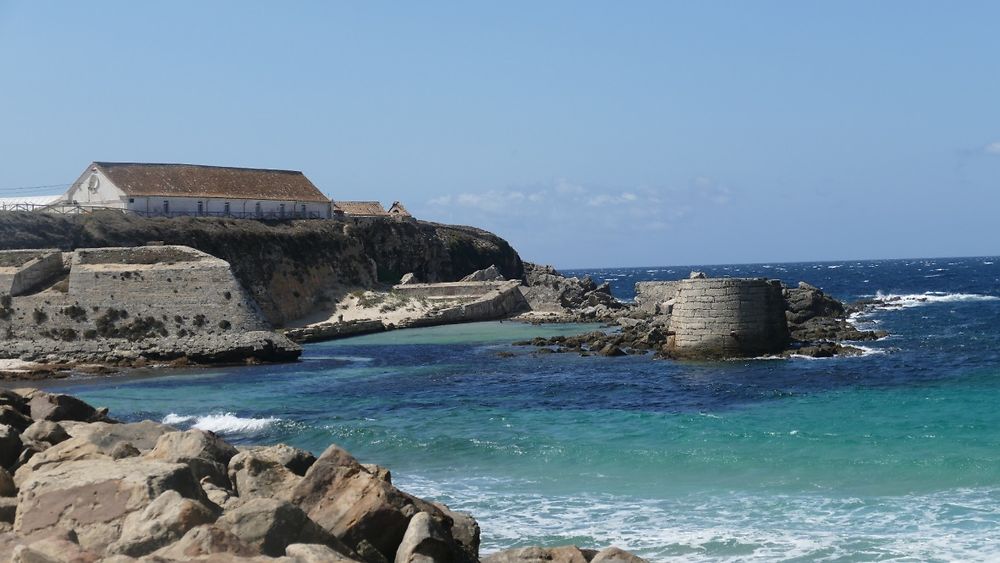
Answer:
0 250 65 297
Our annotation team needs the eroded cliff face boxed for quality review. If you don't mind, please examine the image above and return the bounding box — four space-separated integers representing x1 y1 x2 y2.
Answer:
0 212 523 326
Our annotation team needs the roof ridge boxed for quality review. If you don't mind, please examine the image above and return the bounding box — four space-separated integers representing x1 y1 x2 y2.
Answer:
93 162 304 175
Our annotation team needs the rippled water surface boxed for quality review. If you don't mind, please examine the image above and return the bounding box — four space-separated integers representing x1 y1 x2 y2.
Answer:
51 257 1000 561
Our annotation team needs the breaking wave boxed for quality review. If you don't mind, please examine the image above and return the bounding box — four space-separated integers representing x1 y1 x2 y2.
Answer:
870 291 999 309
162 412 279 434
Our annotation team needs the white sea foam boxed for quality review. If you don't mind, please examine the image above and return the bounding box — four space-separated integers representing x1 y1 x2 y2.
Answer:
871 291 999 309
162 412 279 434
395 476 1000 562
307 355 375 362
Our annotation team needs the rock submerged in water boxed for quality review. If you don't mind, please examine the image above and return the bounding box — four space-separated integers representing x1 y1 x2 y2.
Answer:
0 389 646 562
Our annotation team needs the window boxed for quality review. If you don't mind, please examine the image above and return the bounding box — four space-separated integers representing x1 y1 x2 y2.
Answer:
279 203 286 218
224 202 230 215
301 204 307 217
197 201 204 215
163 200 169 214
128 198 135 204
255 202 262 217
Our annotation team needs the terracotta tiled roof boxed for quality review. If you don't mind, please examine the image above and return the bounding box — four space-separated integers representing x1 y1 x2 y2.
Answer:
333 201 388 216
92 162 330 203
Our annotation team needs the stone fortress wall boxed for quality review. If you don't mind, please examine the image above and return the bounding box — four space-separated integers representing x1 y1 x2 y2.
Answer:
0 245 278 360
665 277 789 358
0 250 66 297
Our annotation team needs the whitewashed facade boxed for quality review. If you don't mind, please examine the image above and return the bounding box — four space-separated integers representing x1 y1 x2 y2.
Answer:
61 162 332 219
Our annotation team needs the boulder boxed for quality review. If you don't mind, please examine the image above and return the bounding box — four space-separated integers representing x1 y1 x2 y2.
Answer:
287 542 364 563
0 467 15 497
106 490 218 556
0 424 23 469
394 511 456 563
148 429 239 466
21 421 69 446
362 463 392 484
461 265 504 282
14 457 203 553
432 503 479 562
202 480 241 511
598 344 626 357
0 389 28 415
13 422 172 486
0 406 32 433
10 534 101 563
151 524 258 558
27 392 98 422
291 444 449 563
229 448 303 501
147 429 239 487
216 497 354 557
482 546 592 563
257 443 317 476
0 497 16 523
591 546 648 563
62 420 173 452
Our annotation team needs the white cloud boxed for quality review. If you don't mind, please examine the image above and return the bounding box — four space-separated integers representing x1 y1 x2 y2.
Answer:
985 142 1000 155
419 176 736 244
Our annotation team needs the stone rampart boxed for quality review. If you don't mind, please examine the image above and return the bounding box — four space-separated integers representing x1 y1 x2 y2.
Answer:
0 245 295 364
666 277 789 358
0 250 65 297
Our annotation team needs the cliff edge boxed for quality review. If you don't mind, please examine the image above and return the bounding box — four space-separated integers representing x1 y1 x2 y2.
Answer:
0 212 523 327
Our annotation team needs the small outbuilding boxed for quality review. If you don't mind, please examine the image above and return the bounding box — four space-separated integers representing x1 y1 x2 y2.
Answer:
61 162 332 219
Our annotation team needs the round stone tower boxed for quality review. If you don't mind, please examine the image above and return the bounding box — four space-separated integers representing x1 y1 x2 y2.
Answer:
666 277 789 359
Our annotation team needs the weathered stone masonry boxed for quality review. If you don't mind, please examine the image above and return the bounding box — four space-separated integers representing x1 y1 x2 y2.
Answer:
0 245 291 362
666 277 789 358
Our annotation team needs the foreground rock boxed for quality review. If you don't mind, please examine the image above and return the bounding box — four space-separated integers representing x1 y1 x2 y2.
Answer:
0 389 646 562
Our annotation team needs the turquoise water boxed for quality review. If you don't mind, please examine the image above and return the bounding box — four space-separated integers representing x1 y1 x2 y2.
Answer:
48 258 1000 561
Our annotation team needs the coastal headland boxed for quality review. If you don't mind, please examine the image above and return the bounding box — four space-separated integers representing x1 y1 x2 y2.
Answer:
0 211 887 377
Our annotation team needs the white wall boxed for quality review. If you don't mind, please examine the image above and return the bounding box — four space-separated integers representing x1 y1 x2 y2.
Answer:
63 169 127 208
125 196 330 218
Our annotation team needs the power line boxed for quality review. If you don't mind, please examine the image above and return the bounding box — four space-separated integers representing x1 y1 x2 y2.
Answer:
0 183 72 192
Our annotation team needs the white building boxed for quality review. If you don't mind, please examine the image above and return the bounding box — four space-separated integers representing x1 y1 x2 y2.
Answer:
61 162 332 219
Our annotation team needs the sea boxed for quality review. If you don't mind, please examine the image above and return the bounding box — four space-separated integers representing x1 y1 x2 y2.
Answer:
46 256 1000 561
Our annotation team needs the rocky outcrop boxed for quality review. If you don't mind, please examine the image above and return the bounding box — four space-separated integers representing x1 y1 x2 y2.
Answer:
0 211 524 327
461 265 504 282
521 275 886 360
518 263 623 321
0 389 644 562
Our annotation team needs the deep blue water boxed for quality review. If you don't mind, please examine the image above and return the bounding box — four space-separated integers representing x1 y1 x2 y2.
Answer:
48 256 1000 561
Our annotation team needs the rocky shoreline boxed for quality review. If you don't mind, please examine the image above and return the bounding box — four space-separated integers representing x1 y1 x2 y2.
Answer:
0 388 647 562
514 270 888 360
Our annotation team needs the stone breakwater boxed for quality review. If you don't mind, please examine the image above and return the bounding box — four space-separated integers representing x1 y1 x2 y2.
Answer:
0 245 299 373
0 388 646 563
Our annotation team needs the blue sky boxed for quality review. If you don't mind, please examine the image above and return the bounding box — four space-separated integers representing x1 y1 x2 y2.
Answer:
1 2 997 267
